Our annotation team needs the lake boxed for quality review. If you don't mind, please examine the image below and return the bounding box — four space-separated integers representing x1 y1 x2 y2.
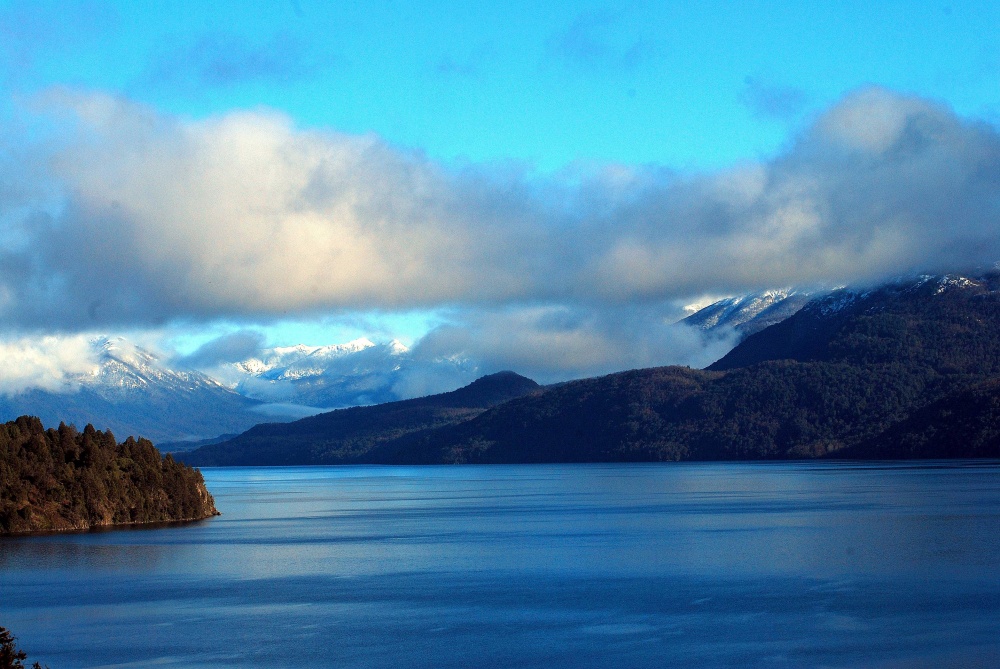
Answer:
2 462 1000 668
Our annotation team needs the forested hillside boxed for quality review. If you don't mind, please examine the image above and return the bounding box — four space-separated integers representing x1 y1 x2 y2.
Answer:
409 275 1000 463
0 416 218 535
182 274 1000 465
182 371 540 466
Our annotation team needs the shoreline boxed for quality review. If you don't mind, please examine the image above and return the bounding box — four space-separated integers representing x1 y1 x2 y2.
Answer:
0 510 222 538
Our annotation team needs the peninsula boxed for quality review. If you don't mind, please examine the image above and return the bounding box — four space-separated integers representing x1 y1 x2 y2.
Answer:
0 416 218 535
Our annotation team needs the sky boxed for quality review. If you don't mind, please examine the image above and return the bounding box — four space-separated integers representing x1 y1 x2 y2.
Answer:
2 0 1000 391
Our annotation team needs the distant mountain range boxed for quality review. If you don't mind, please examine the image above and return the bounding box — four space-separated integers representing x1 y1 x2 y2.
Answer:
216 338 470 411
181 273 1000 464
0 336 472 444
14 273 993 460
0 337 264 444
0 292 768 444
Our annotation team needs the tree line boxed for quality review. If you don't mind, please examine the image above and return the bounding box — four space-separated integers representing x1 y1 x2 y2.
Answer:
0 416 218 535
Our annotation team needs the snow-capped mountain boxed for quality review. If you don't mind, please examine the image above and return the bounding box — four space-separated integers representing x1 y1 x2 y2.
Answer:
708 272 999 372
92 336 229 396
0 334 477 444
218 338 473 412
230 338 385 380
3 273 990 447
799 273 984 318
0 337 267 443
682 288 816 336
682 275 983 339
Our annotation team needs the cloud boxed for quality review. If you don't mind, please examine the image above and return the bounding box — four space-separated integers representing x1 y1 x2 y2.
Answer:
389 361 479 401
546 9 659 71
0 1 116 76
142 31 321 91
408 305 738 384
2 89 557 328
739 77 808 120
0 334 99 395
2 86 1000 345
179 330 267 368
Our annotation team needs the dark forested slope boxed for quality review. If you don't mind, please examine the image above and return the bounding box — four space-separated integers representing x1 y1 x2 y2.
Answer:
182 371 540 466
840 377 1000 459
383 274 1000 463
708 275 1000 373
0 416 218 535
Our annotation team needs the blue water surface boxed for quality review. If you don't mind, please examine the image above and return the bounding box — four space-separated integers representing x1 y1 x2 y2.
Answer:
2 461 1000 668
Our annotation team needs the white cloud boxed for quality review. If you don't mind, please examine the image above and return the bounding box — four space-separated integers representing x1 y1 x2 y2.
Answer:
410 305 738 384
0 334 98 395
3 86 1000 330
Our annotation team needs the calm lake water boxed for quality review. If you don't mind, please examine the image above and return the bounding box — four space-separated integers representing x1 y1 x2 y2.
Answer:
2 462 1000 668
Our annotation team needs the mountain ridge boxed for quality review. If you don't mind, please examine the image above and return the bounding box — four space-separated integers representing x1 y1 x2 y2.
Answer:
183 272 1000 465
0 337 267 444
0 335 476 443
181 371 541 466
681 288 815 336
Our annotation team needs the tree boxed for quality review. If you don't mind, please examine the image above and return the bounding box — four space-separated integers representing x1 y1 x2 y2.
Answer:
0 626 47 669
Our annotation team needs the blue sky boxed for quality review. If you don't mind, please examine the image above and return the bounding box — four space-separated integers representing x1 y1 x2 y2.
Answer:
2 0 1000 383
6 0 998 169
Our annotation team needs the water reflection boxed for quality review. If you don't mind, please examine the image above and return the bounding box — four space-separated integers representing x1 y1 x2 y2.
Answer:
0 539 171 573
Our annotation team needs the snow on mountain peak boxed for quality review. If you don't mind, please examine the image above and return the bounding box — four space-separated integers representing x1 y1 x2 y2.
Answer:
683 288 804 332
74 336 230 396
228 337 405 383
933 275 977 294
811 289 861 316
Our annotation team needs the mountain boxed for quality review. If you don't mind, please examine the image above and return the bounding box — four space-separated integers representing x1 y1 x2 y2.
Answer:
430 273 1000 463
193 272 1000 465
0 337 267 444
230 339 384 380
681 289 815 336
707 274 996 371
0 335 479 445
0 290 815 448
180 371 541 466
218 338 470 411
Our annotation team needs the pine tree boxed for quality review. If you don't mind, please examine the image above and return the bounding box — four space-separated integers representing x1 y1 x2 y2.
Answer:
0 626 46 669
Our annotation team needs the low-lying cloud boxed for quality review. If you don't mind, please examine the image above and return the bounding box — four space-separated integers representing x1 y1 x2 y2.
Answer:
410 305 736 384
0 334 98 394
178 330 267 368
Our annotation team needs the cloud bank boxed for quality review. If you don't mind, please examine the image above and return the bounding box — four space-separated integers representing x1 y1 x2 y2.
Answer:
409 305 737 384
2 85 1000 387
2 86 998 332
